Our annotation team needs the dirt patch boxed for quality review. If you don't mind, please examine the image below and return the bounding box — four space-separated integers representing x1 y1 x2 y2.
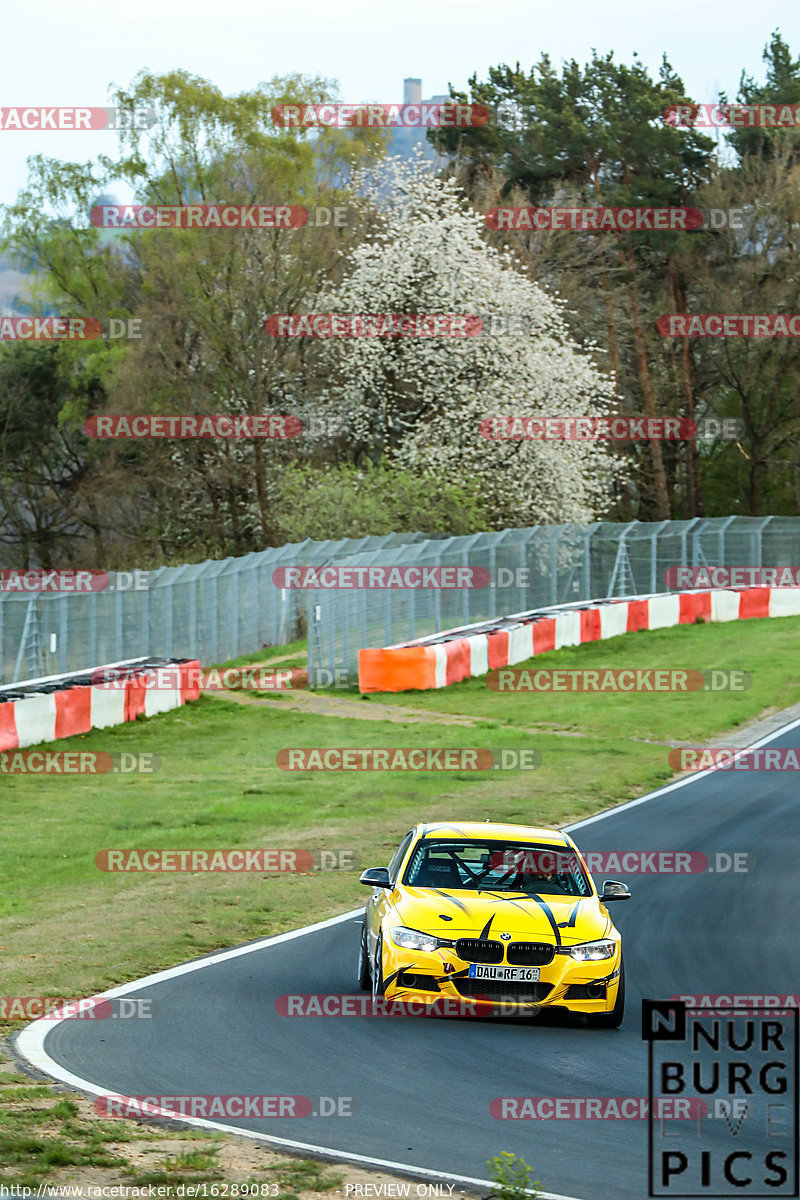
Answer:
212 687 587 736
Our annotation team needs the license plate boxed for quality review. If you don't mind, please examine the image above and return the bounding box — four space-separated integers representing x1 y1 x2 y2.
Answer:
468 965 540 981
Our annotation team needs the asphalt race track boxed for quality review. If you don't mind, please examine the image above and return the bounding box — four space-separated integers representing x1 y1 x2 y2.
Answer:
16 718 800 1200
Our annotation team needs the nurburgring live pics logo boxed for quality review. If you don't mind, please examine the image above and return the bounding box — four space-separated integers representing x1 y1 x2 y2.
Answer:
265 314 483 337
270 102 490 128
0 106 156 131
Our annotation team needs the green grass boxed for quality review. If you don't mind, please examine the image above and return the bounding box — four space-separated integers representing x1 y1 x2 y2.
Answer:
2 614 799 1187
0 1053 344 1189
0 1094 126 1181
3 616 800 1002
368 617 800 735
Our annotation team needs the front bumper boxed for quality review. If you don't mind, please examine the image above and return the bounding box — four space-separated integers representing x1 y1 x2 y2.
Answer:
382 942 622 1014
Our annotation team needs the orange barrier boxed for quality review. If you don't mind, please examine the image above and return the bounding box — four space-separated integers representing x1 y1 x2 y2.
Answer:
357 587 800 693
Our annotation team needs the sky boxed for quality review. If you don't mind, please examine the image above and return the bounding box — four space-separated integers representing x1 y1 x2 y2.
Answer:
1 0 799 210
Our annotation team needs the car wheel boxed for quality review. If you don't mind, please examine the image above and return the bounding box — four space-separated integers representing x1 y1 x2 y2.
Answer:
371 933 386 999
586 960 625 1029
357 920 371 990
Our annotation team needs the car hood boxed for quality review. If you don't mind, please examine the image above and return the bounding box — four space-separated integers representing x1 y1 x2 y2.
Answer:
396 887 612 945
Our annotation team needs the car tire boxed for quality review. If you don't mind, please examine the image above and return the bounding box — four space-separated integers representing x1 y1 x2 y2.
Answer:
357 920 371 990
371 933 387 998
586 960 625 1029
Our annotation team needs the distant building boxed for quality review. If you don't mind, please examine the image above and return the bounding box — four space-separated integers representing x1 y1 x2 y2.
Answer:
385 78 450 167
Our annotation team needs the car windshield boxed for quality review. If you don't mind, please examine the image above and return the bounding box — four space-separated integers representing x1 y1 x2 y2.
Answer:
403 839 591 897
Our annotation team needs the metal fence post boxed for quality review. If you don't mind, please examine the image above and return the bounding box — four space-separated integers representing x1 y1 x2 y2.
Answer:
59 598 67 673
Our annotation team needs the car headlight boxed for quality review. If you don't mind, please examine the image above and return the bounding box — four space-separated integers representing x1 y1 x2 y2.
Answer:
390 926 453 952
559 939 616 961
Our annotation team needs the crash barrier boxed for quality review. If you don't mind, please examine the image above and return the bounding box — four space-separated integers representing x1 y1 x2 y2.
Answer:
0 658 201 751
357 587 800 693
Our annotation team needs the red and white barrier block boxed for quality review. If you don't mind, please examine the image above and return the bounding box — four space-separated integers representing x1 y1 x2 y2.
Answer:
358 588 800 693
0 660 201 752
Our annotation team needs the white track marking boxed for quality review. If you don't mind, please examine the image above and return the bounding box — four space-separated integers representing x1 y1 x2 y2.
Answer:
565 713 800 833
17 713 800 1200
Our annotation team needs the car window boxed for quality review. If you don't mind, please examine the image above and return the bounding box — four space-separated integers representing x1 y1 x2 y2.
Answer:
403 839 591 897
388 831 414 884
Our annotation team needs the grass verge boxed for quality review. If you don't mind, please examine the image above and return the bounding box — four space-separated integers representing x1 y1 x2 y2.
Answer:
2 615 800 1186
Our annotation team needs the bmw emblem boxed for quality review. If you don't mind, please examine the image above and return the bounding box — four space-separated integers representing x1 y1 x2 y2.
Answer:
500 932 512 941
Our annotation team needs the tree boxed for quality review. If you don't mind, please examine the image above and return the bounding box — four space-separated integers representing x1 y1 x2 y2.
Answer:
432 53 717 519
1 70 383 561
306 155 627 528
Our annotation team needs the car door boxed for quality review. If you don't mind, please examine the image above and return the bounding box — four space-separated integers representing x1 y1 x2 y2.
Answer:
367 829 414 958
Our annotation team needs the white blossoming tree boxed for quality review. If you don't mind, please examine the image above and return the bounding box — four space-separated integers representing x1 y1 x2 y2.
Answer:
308 154 627 527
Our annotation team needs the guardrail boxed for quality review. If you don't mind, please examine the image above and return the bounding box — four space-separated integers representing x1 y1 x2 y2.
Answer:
358 586 800 692
0 658 200 751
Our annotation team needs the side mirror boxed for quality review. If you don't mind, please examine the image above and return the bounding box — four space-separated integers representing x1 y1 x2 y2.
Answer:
601 879 631 902
360 867 392 889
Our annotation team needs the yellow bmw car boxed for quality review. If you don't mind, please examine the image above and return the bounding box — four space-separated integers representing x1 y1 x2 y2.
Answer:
357 821 629 1027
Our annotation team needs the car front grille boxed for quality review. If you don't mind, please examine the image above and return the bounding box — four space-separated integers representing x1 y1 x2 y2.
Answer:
455 938 504 964
506 941 555 966
454 979 552 1002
